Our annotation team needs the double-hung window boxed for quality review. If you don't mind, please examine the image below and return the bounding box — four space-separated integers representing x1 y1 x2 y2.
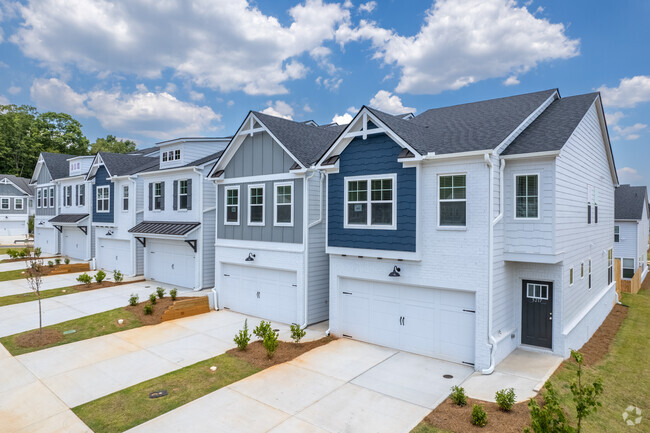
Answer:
96 186 110 212
344 175 395 229
175 150 181 160
14 198 23 210
588 259 592 289
274 182 294 226
122 185 129 211
37 189 42 208
248 184 265 225
162 152 168 162
43 188 49 208
153 182 163 210
614 226 619 242
515 174 538 218
178 180 188 210
77 184 85 206
607 249 613 285
439 174 466 227
622 258 635 279
64 186 72 207
0 198 9 210
49 187 54 207
225 186 239 224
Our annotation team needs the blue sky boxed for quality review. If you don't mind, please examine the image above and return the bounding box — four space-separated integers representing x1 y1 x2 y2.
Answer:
0 0 648 187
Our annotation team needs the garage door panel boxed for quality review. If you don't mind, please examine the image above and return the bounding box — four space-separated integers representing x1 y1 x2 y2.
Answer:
97 239 132 275
1 221 26 236
148 239 196 289
340 294 369 340
35 227 57 254
439 310 475 363
62 228 87 259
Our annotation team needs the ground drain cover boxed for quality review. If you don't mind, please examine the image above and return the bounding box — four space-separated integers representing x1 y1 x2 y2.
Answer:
63 330 76 335
443 374 454 379
149 390 168 399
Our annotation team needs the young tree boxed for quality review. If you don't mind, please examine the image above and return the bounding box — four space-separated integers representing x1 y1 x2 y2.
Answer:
90 135 137 154
24 248 45 338
570 350 603 432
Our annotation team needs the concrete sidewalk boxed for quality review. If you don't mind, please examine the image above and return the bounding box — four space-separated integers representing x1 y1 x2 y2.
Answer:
0 270 105 298
0 257 86 273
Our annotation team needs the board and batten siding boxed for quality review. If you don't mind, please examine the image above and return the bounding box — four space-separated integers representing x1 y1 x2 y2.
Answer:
224 132 295 178
307 171 329 323
0 184 28 214
93 165 114 223
201 165 217 288
327 134 416 252
35 165 56 217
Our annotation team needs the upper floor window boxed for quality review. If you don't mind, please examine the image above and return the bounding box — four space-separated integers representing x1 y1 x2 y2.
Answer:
178 180 188 210
64 186 72 207
622 258 635 279
587 185 593 224
174 149 181 160
43 188 49 208
14 198 23 210
122 185 129 211
0 198 9 210
515 174 538 219
37 189 42 208
49 187 54 207
248 184 265 225
439 174 466 227
607 249 613 285
153 182 163 210
275 182 294 226
569 267 574 286
76 184 85 206
162 152 168 162
588 259 592 289
225 186 239 224
96 186 110 213
344 175 395 229
614 226 620 242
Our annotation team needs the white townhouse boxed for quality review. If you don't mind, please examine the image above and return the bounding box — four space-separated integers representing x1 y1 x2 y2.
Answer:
86 152 159 276
208 112 341 326
0 175 34 237
128 138 229 290
614 184 649 283
315 89 618 370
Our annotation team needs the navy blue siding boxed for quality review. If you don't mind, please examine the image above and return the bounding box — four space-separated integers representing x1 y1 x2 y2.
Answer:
92 165 114 223
328 134 416 252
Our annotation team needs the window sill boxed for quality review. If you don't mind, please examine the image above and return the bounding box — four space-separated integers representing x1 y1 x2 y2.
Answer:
436 226 467 231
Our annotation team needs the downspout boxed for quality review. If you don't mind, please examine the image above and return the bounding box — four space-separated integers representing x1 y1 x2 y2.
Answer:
301 169 319 329
193 167 203 291
129 175 138 277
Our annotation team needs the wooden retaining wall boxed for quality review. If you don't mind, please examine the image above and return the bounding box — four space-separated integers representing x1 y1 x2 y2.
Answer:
49 263 91 275
162 296 210 322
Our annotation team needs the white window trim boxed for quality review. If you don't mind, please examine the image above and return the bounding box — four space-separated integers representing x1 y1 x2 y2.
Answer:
513 172 540 220
526 283 549 301
622 257 635 279
152 182 163 211
224 185 240 225
49 187 54 208
343 173 397 230
247 184 265 226
0 197 9 210
177 179 189 211
64 186 72 207
77 184 84 207
122 185 129 212
588 258 592 290
174 149 181 160
42 188 48 209
437 172 467 229
614 225 619 242
96 185 110 213
608 249 614 285
14 197 23 210
274 181 295 227
569 267 574 286
37 190 42 208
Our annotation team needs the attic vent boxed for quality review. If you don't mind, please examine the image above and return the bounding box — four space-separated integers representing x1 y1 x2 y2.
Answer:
398 148 415 159
322 155 340 166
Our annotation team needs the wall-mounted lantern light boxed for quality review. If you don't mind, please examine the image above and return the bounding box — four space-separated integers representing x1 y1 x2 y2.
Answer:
389 266 401 277
245 253 255 262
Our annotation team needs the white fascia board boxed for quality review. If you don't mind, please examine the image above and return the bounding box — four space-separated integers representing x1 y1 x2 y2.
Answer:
422 149 492 161
594 97 619 186
215 238 304 253
136 166 196 177
86 154 106 180
217 172 305 185
326 246 421 261
500 150 560 160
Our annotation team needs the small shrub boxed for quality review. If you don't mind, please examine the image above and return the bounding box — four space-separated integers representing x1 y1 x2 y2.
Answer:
149 293 157 304
290 323 306 343
6 248 17 259
156 287 165 299
525 382 571 433
76 273 92 285
170 288 177 301
95 269 106 283
54 258 61 265
143 304 153 315
472 404 488 427
253 320 273 339
450 385 467 407
263 329 279 359
18 249 27 258
234 319 251 350
128 293 139 306
64 257 70 265
33 247 42 258
113 269 123 283
495 388 516 412
47 260 54 268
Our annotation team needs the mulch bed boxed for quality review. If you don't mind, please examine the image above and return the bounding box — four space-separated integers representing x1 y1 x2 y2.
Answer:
124 297 191 326
1 256 57 263
571 303 629 367
15 328 63 348
227 336 335 369
71 279 145 293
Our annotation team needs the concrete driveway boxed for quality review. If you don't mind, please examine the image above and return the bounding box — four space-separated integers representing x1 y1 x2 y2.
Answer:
0 270 104 298
0 258 87 273
128 339 473 433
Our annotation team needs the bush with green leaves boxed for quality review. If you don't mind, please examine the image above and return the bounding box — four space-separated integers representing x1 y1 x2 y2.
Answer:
471 404 488 427
113 269 123 283
450 385 467 407
6 248 17 259
18 249 27 258
149 293 157 304
290 323 306 343
170 288 177 301
156 287 165 299
54 258 61 265
253 320 273 340
33 248 41 258
95 269 106 283
570 350 603 432
76 273 92 285
234 319 251 350
128 293 139 306
47 260 54 268
263 328 279 359
495 388 516 412
64 257 70 265
143 304 153 315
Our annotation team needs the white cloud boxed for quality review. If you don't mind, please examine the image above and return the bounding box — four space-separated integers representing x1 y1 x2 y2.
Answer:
343 0 353 8
606 111 624 127
261 100 294 120
369 90 416 114
164 82 177 94
303 103 313 113
7 85 21 95
332 112 353 125
13 0 350 96
337 0 579 94
0 95 9 104
613 123 647 141
316 75 343 91
598 76 650 108
358 1 376 13
617 167 643 183
503 76 520 86
227 100 235 107
189 90 204 101
30 78 220 138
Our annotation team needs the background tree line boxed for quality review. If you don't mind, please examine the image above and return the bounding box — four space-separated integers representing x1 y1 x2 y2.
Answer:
0 104 137 178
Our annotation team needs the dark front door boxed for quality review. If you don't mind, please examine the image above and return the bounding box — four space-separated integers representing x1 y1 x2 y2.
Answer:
521 280 553 349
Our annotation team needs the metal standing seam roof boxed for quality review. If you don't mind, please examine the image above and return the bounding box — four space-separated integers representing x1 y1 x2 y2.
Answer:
615 185 648 220
48 214 89 224
128 221 201 236
0 175 34 195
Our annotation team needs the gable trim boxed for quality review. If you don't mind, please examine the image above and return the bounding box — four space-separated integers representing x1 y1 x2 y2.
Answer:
0 177 31 196
86 154 109 181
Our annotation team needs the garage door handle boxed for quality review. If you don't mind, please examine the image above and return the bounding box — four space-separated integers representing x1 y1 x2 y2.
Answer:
223 274 230 277
256 291 260 299
342 291 352 295
463 309 476 313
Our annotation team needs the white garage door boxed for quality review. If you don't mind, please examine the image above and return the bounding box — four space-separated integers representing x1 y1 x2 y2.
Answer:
35 226 57 254
339 278 476 365
97 238 132 275
147 239 196 289
61 227 88 260
220 264 298 324
0 221 26 236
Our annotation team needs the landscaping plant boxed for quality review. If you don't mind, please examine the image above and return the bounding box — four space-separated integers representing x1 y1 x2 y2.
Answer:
128 294 139 307
569 350 603 432
170 288 177 301
471 404 488 427
113 269 123 283
450 385 467 407
47 260 54 268
149 293 157 304
95 270 106 284
156 287 165 299
54 258 61 265
525 381 572 433
495 387 516 412
263 328 279 359
18 249 27 258
290 323 306 343
253 320 272 339
64 257 70 265
77 273 92 286
6 248 17 259
143 304 153 315
234 319 251 350
24 247 44 338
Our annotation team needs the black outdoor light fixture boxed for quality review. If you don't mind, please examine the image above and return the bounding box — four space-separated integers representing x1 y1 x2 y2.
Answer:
389 266 401 277
105 230 113 236
245 252 255 262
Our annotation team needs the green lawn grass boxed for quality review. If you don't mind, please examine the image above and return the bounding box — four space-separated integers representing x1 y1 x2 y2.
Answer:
0 247 32 255
0 268 28 282
73 353 260 433
0 307 143 356
0 285 83 307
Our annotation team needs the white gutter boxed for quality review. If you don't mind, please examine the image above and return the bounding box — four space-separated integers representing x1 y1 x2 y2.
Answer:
301 170 318 329
423 149 492 160
194 167 203 292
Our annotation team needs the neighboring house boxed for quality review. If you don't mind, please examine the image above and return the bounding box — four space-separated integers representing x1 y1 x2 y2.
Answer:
614 184 649 282
208 112 342 326
0 174 34 237
128 138 229 290
31 152 75 255
86 152 159 276
315 89 618 370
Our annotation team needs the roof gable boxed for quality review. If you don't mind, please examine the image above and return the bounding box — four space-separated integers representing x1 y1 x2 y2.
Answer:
0 175 33 195
615 184 648 220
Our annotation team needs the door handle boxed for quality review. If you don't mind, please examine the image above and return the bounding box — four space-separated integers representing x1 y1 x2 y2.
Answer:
549 312 553 321
403 317 405 326
256 291 260 299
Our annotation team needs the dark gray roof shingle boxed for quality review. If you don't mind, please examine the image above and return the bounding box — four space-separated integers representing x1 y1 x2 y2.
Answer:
41 152 76 180
615 185 648 220
502 93 599 155
139 150 223 174
98 152 160 177
128 221 201 236
0 175 34 195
